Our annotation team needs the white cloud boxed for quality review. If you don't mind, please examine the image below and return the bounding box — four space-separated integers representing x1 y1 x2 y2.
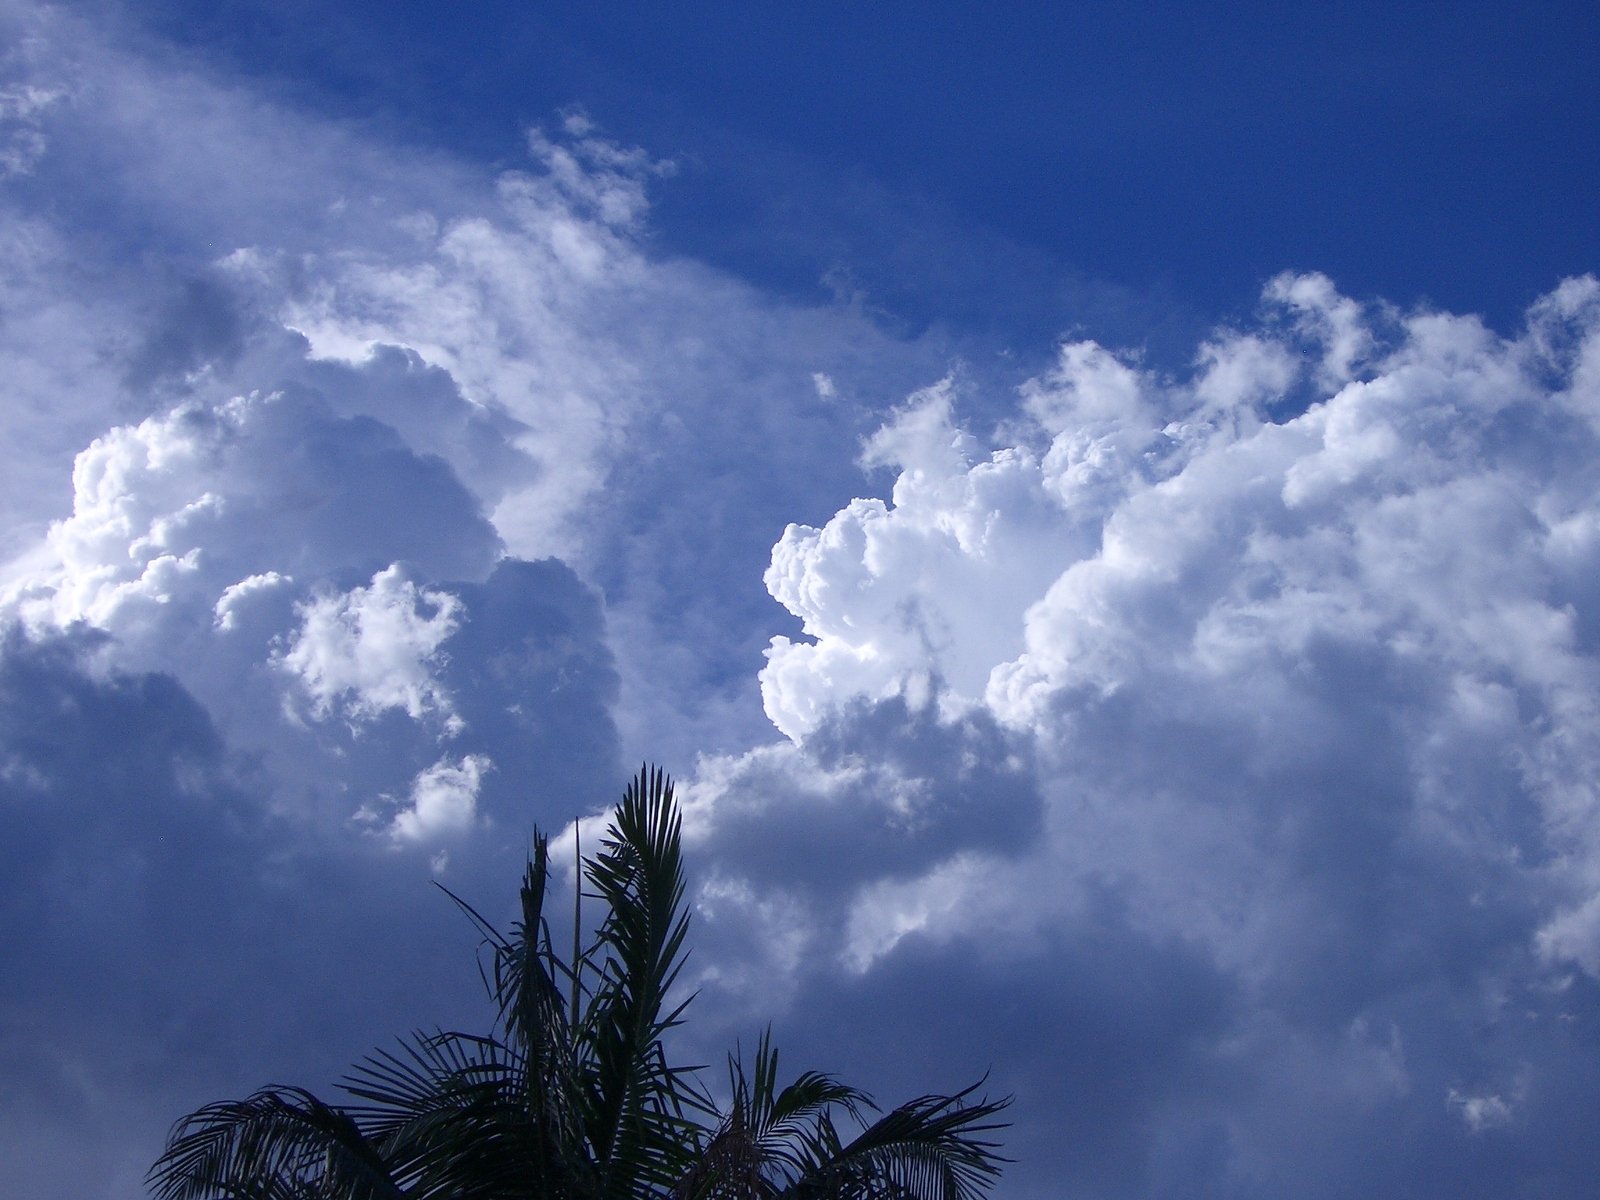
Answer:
278 566 463 729
3 387 498 648
11 399 228 632
387 753 492 843
213 571 292 632
1447 1085 1519 1133
0 81 59 176
1264 269 1374 389
840 851 995 972
763 379 1084 740
749 273 1600 993
0 373 511 830
254 128 673 563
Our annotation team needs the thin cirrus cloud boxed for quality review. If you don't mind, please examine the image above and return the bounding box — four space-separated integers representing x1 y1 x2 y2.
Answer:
4 1 1600 1198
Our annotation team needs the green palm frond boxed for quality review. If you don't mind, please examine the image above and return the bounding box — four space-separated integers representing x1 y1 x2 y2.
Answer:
495 842 593 1189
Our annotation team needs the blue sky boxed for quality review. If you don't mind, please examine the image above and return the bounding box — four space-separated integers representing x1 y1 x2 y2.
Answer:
3 1 1600 1196
127 0 1600 335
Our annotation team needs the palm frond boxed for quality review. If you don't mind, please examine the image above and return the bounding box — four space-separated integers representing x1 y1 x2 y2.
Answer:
679 1031 886 1200
148 1087 405 1200
581 766 710 1196
786 1081 1011 1200
338 1030 516 1135
150 765 1012 1200
435 833 605 1199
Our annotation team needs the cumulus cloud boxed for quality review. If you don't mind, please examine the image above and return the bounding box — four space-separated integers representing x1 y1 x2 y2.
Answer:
385 753 493 843
8 1 1600 1195
5 387 498 636
668 273 1600 1197
760 276 1600 966
764 377 1087 739
0 377 517 837
213 570 291 632
279 566 464 729
0 376 623 842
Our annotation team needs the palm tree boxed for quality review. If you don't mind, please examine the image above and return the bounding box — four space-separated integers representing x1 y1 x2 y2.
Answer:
678 1029 1007 1200
149 766 1010 1200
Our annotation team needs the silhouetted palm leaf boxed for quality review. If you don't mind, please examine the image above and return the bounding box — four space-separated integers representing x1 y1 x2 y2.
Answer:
679 1034 1008 1200
150 766 1010 1200
149 1087 405 1200
801 1080 1010 1200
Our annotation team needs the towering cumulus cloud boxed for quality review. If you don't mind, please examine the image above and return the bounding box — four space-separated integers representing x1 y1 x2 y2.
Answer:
5 2 1600 1195
681 274 1600 1197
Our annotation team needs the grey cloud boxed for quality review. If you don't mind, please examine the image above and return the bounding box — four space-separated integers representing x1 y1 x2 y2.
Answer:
215 385 501 585
674 277 1600 1198
688 696 1041 895
685 844 1600 1200
299 345 538 506
437 557 622 821
1046 634 1547 1026
681 884 1235 1200
0 614 618 1199
0 627 285 1199
0 626 267 1002
122 273 249 396
315 557 625 838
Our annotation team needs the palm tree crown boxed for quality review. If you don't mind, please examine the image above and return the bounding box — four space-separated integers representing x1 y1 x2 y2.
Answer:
150 766 1010 1200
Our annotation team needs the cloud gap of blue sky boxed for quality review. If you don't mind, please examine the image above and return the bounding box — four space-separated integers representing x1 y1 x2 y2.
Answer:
119 0 1600 332
3 2 1600 1197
